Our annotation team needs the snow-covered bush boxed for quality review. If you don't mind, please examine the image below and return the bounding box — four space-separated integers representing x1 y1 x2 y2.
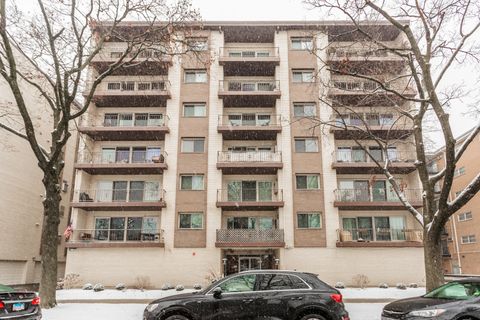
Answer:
396 283 407 290
334 282 345 289
63 273 81 289
176 285 184 291
379 283 389 289
115 283 126 290
352 274 370 289
193 284 202 290
408 283 418 288
82 283 93 290
93 284 105 292
161 284 171 290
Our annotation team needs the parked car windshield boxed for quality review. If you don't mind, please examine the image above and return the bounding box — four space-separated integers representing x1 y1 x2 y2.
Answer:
424 282 480 300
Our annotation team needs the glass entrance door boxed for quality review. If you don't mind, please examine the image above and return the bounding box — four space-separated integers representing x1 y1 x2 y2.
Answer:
239 257 262 272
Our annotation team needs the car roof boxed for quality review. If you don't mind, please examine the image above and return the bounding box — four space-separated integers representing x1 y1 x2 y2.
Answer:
239 270 315 276
452 277 480 284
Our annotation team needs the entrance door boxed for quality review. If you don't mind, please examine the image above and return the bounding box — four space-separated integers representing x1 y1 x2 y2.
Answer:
239 257 262 272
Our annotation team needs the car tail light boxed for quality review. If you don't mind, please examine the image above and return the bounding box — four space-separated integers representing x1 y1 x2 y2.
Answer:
0 301 4 309
341 316 350 320
330 293 343 303
31 297 41 305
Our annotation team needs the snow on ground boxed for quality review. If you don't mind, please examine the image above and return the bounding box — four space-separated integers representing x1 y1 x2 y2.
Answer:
56 288 197 301
42 303 388 320
340 287 425 300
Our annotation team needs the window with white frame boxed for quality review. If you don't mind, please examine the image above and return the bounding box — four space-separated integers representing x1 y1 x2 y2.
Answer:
182 138 205 153
292 69 315 83
461 235 476 244
458 212 473 222
294 138 318 152
180 175 204 190
297 212 322 229
183 103 206 117
296 174 320 190
293 103 316 117
184 70 207 83
291 37 313 50
179 212 204 229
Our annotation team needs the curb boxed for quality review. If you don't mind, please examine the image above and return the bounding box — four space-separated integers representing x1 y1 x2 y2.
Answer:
57 298 395 304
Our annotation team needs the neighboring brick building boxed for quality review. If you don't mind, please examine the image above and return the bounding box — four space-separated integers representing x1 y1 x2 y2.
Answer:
65 21 425 287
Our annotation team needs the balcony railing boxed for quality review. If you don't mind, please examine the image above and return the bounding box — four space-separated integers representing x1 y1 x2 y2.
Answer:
68 228 164 243
328 48 399 59
74 188 165 203
217 188 283 203
330 80 391 92
92 46 170 62
218 151 282 163
337 228 423 242
81 114 169 128
90 80 171 95
216 229 284 244
219 80 280 92
218 114 281 127
334 188 422 203
333 150 416 163
330 112 411 128
77 151 167 165
219 47 279 58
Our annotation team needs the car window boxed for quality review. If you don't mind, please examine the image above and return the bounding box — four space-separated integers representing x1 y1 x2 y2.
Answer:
425 282 480 300
289 275 310 289
258 274 294 290
217 275 256 293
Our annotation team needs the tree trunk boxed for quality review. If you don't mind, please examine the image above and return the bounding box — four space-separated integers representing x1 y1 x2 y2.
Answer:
423 232 445 292
39 172 62 308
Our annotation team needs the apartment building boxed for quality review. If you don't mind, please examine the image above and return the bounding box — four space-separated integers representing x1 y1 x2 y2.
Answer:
429 128 480 275
65 21 425 287
0 47 76 286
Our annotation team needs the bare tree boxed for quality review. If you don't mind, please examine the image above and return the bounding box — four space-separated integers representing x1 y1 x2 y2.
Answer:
0 0 200 307
303 0 480 290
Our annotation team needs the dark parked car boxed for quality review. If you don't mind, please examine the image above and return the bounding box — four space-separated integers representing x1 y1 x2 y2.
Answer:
382 278 480 319
0 284 41 319
144 270 349 320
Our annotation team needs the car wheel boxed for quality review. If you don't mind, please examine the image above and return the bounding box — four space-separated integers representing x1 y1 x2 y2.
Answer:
299 314 327 320
164 315 190 320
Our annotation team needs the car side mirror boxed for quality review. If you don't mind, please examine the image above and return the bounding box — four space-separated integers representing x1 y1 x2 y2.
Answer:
213 287 222 299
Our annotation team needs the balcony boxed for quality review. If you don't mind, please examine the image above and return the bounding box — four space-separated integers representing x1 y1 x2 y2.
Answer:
90 79 171 107
217 151 282 174
65 228 164 248
78 114 169 141
216 188 284 210
218 115 282 140
75 151 167 175
330 113 413 140
328 80 416 106
327 48 405 74
215 229 285 248
332 150 416 174
90 46 172 75
336 228 423 248
219 47 280 76
218 80 281 107
71 188 166 211
334 188 423 210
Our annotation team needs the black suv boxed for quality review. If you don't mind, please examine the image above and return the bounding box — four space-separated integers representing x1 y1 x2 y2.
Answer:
144 270 349 320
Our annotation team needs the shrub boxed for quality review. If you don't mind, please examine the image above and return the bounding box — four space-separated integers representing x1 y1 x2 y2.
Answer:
134 276 152 291
396 283 407 290
82 283 93 290
334 282 345 289
93 283 104 292
63 273 81 289
379 283 389 289
352 274 370 289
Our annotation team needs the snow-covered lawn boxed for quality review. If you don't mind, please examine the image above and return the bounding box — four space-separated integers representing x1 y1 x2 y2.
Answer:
42 303 388 320
57 288 198 301
340 287 425 300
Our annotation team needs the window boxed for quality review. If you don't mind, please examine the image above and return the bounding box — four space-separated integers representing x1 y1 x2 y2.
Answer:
424 281 480 300
121 81 135 91
258 274 293 291
292 69 314 83
182 138 205 153
296 175 320 190
461 235 476 244
458 212 473 222
295 138 318 152
291 37 313 50
297 212 322 229
342 216 406 241
217 274 256 293
293 103 316 117
184 70 207 83
107 82 121 90
179 213 203 229
183 103 206 117
104 114 119 126
94 216 159 242
454 167 466 177
187 38 208 51
180 175 204 190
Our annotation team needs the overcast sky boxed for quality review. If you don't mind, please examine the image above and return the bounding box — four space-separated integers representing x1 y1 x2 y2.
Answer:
14 0 479 148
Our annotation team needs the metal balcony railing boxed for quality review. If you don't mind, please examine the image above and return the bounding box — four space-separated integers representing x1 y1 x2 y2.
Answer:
74 188 165 203
337 228 423 242
81 114 169 128
68 228 164 243
217 188 283 202
333 150 416 163
219 80 280 92
90 79 171 95
218 114 281 127
330 79 391 92
218 151 282 163
334 188 422 203
77 150 167 165
219 47 279 58
216 229 284 244
92 45 169 61
328 48 398 59
330 112 411 128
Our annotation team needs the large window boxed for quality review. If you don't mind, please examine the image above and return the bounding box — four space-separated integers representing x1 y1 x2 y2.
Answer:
183 103 206 117
458 212 473 222
293 103 316 117
292 69 314 83
182 138 205 153
184 70 207 83
297 212 322 229
296 175 320 190
462 235 476 244
93 216 159 242
291 37 313 50
179 213 203 229
342 216 406 241
227 181 273 202
180 175 204 190
227 217 275 230
295 138 318 152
